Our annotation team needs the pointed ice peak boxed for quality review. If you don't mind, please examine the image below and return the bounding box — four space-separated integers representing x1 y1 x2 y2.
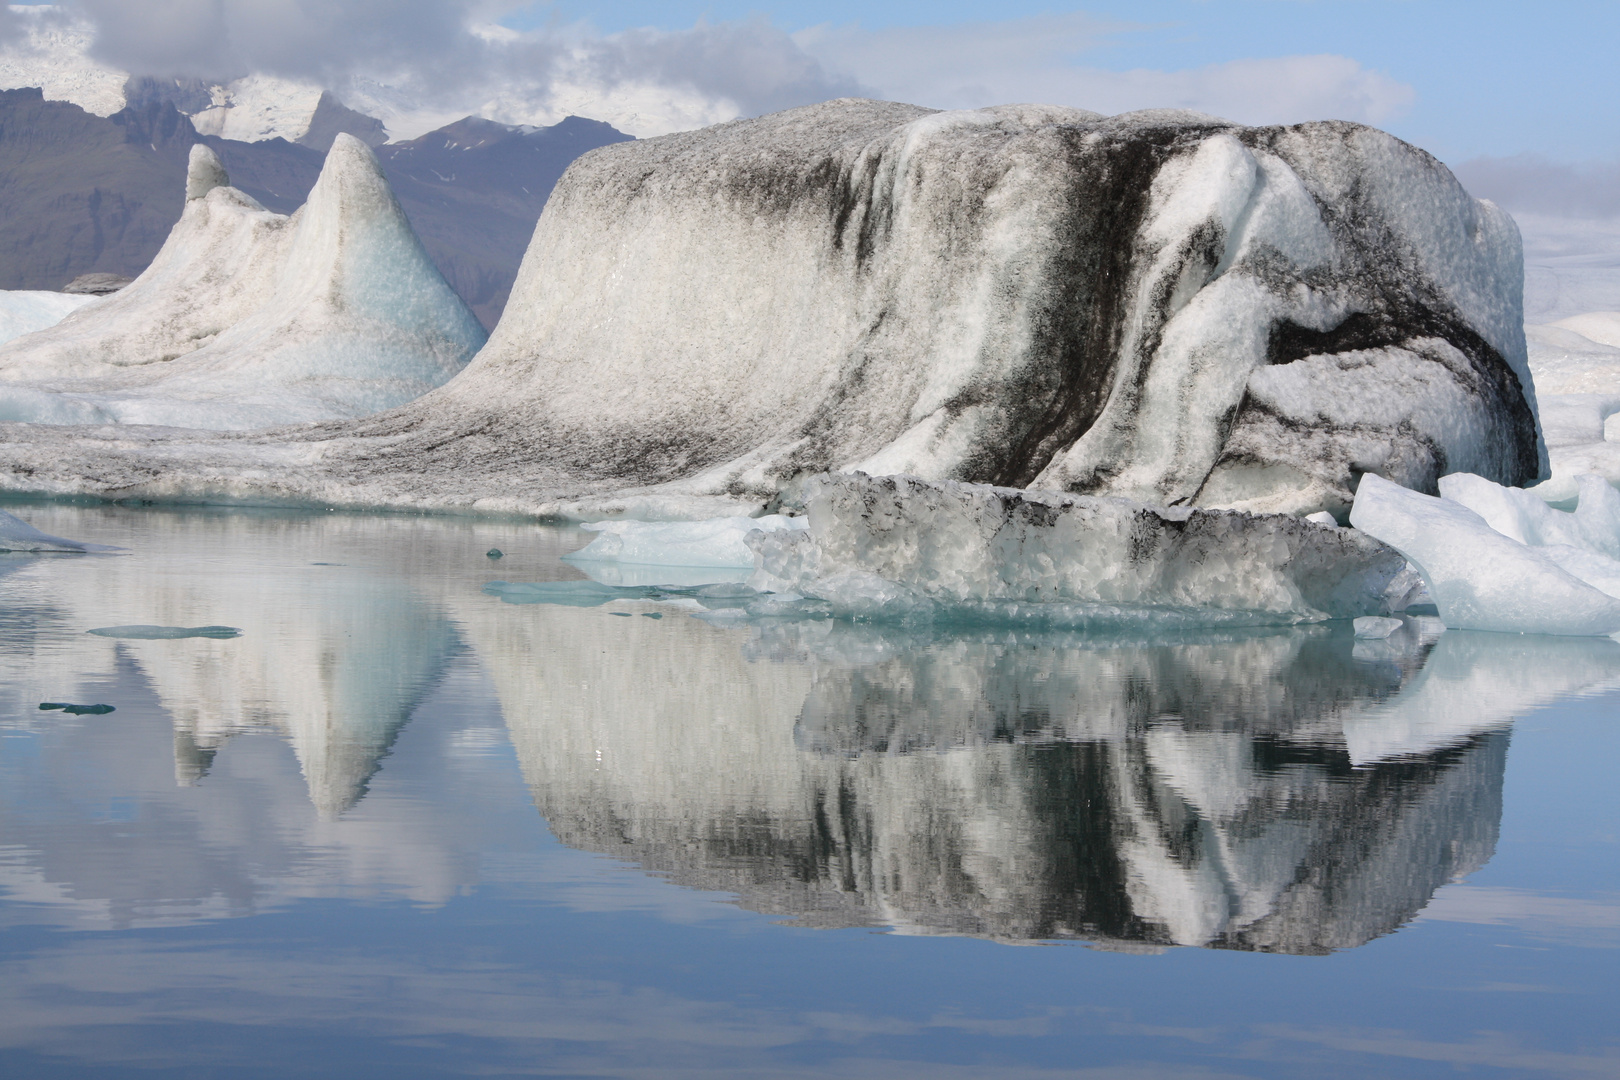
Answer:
185 143 229 201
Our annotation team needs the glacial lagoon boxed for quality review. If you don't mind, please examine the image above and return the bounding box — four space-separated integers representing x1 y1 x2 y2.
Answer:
0 502 1615 1079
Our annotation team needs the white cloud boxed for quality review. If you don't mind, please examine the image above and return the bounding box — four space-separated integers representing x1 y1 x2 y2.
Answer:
6 4 1415 138
798 16 1416 126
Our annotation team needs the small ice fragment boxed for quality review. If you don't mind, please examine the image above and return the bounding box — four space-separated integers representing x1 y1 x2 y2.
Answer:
486 549 504 559
1305 511 1338 526
0 510 123 553
38 702 114 715
610 611 632 617
1353 616 1403 639
87 625 241 639
642 612 663 619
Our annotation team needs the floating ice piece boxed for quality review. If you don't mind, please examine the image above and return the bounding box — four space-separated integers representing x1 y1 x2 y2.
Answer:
0 138 486 429
1353 616 1404 639
87 625 242 639
568 515 807 569
746 473 1410 625
0 290 99 346
1348 473 1620 635
1438 471 1620 558
0 509 122 552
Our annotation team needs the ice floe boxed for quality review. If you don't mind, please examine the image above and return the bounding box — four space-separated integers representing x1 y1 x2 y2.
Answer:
0 138 486 429
746 473 1414 625
1349 472 1620 636
0 100 1542 518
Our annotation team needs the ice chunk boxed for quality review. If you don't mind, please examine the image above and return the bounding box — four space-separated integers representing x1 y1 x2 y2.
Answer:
1439 471 1620 558
1304 511 1338 526
0 509 122 552
567 515 807 569
87 625 242 639
746 473 1410 625
0 137 485 429
1353 616 1403 639
0 290 99 346
1348 473 1620 635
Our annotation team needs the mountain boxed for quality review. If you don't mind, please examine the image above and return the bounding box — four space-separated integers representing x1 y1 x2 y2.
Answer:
0 87 631 328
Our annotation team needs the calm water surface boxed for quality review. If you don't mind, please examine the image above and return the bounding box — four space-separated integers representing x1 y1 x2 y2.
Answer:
0 503 1615 1079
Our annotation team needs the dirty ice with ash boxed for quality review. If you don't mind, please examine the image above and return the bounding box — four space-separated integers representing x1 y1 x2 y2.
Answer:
3 97 1620 636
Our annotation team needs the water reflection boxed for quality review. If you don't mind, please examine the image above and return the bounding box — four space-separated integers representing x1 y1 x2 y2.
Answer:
2 505 1619 954
486 612 1617 952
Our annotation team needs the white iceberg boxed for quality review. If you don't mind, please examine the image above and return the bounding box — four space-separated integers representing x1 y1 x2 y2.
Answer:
0 100 1542 518
0 290 99 347
1348 472 1620 636
744 473 1412 625
0 139 486 429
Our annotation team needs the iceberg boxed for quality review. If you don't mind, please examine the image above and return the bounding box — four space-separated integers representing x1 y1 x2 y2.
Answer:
1348 472 1620 635
0 100 1541 519
0 290 99 346
0 139 486 429
744 473 1412 625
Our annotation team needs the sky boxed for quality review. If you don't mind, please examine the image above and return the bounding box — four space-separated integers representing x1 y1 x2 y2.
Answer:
5 1 1617 174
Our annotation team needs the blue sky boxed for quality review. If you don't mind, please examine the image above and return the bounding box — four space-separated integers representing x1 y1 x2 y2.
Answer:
505 1 1620 164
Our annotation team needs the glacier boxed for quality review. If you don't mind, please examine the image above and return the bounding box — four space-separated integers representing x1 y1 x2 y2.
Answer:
0 100 1540 519
0 138 486 429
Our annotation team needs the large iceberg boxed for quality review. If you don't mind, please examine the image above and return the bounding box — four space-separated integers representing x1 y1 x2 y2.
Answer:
0 138 486 429
0 100 1541 517
1349 472 1620 636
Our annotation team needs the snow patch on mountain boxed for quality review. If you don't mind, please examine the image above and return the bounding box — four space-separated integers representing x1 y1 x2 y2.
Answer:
0 6 125 116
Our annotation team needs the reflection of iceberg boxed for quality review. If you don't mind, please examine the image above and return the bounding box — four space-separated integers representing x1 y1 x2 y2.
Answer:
479 607 1620 951
3 508 458 813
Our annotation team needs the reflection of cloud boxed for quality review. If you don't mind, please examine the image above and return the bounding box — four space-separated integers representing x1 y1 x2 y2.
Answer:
1420 886 1620 935
1253 1023 1620 1077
